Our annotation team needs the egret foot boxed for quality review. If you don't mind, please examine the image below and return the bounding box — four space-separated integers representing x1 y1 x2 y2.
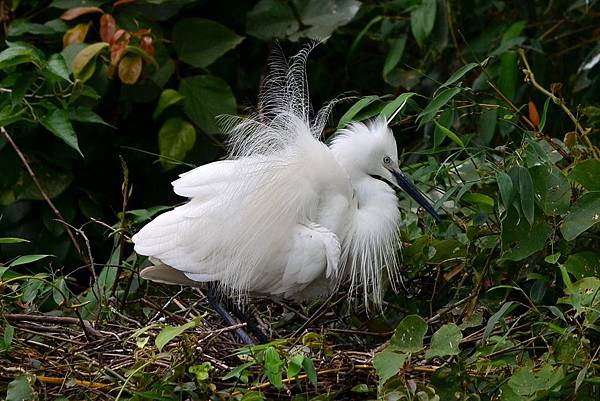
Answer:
206 283 269 345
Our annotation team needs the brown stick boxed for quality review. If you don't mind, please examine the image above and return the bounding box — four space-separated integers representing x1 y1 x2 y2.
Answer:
0 126 87 262
4 313 103 339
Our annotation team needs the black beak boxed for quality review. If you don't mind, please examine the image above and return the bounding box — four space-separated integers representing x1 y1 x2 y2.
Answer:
390 169 441 222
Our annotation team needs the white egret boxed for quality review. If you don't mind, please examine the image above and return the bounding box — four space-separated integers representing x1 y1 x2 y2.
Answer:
132 46 440 315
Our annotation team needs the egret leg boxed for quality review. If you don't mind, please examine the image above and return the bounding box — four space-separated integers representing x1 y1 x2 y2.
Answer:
228 302 270 344
206 283 254 345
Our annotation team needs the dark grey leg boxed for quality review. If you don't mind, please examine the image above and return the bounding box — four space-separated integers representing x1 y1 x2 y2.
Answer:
207 282 254 345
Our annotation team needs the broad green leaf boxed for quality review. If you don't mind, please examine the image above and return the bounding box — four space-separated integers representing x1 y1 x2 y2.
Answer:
497 51 518 101
302 357 317 388
380 92 415 122
240 392 266 401
155 316 201 351
287 354 304 379
425 323 462 359
507 363 565 397
0 46 40 69
530 165 571 216
246 0 299 40
568 159 600 191
501 207 552 261
462 192 494 208
478 108 497 145
561 192 600 241
563 251 600 280
158 117 197 170
560 277 600 321
383 35 407 79
372 348 407 385
263 346 283 389
418 87 461 125
482 301 514 341
8 254 52 267
154 89 185 120
68 107 111 126
3 324 14 349
390 314 428 353
441 62 478 88
222 361 255 381
46 53 71 81
173 18 243 68
434 120 464 147
410 0 437 47
0 237 29 244
126 206 172 223
337 95 380 128
346 15 382 65
8 19 57 36
6 375 34 401
52 276 68 305
496 171 514 210
433 109 453 147
71 42 108 81
40 108 82 156
289 0 361 40
2 167 73 205
0 105 26 127
179 75 237 134
189 362 212 382
518 166 535 225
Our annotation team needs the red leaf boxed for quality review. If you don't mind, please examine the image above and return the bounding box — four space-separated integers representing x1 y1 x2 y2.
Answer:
118 54 143 84
139 35 154 57
61 6 103 21
100 14 117 43
110 29 131 67
528 100 540 128
113 0 136 7
62 22 91 47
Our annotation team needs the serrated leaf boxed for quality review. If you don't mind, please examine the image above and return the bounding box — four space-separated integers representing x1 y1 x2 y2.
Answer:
425 323 462 359
173 18 243 68
154 89 184 120
40 108 82 156
158 117 196 170
390 314 428 353
561 192 600 241
179 75 237 134
155 317 201 351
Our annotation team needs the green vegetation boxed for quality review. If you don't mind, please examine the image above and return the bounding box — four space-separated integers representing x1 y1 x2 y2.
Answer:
1 0 599 399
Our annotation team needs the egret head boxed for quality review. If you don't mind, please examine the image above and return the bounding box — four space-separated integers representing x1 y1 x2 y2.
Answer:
331 118 441 222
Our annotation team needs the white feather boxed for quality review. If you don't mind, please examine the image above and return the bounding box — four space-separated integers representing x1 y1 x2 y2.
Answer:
133 45 405 306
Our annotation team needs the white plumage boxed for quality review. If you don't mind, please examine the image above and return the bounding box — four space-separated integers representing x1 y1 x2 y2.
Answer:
132 45 439 307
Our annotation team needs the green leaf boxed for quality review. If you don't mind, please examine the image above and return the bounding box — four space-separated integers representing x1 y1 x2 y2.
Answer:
441 62 479 88
8 254 52 267
71 42 108 82
411 0 437 47
518 166 535 225
240 392 266 401
8 19 57 36
568 159 600 191
0 105 26 127
52 277 68 305
497 51 519 102
496 171 514 210
155 316 201 352
501 207 552 261
154 89 185 120
158 117 197 170
563 251 600 280
425 323 462 359
337 95 380 129
390 314 428 353
372 348 407 385
68 107 111 126
0 46 41 69
246 0 299 40
189 362 212 382
507 363 565 397
434 120 464 147
3 324 14 349
383 35 407 80
346 15 382 65
173 18 244 68
418 87 461 125
6 375 34 401
380 92 416 122
530 165 571 216
538 97 551 131
478 108 497 145
40 108 82 156
179 75 237 134
290 0 361 40
263 346 283 389
46 53 71 81
302 357 318 388
482 301 514 341
287 354 304 379
561 192 600 241
0 237 29 244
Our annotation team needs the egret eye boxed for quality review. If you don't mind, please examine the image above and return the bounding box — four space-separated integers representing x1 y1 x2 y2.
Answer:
383 156 392 165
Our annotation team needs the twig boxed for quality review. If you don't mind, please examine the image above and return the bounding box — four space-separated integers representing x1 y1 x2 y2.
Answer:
113 156 132 302
518 48 600 159
4 313 103 339
36 375 111 390
0 126 87 262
